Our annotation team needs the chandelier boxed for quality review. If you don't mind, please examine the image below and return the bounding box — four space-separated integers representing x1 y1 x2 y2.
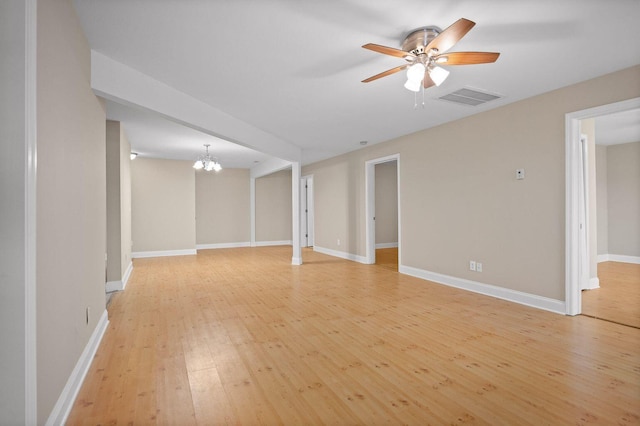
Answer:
193 144 222 172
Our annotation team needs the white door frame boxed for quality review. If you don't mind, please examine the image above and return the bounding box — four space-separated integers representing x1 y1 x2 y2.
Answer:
300 175 314 247
578 134 590 291
564 97 640 315
365 154 400 265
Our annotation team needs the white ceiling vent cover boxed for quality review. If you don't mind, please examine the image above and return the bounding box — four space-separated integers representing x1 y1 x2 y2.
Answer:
439 88 501 106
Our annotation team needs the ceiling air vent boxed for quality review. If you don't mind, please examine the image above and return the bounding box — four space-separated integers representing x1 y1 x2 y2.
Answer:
439 88 501 106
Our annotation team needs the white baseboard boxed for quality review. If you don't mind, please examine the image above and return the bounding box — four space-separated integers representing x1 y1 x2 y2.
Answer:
376 242 399 249
399 265 566 315
313 246 367 264
45 309 109 426
106 261 134 292
122 261 133 289
105 279 122 293
253 240 292 247
598 254 640 264
587 277 600 290
132 248 197 258
196 242 251 250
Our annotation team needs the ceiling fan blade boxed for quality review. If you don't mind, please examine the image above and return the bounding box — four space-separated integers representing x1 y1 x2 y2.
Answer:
362 64 409 83
425 18 475 55
362 43 415 59
434 51 500 65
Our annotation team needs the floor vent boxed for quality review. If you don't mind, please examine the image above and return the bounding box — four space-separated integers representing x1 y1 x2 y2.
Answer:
439 88 501 106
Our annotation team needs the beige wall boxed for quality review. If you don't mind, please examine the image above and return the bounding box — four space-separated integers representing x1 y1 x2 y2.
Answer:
0 1 28 422
120 127 132 274
36 0 107 420
596 145 609 255
131 158 196 252
375 161 398 245
255 170 292 242
106 121 122 280
607 141 640 257
106 120 132 281
196 168 250 245
304 65 640 301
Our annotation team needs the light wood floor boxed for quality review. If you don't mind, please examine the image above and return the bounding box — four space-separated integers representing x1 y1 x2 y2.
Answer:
68 247 640 425
582 261 640 328
375 247 398 271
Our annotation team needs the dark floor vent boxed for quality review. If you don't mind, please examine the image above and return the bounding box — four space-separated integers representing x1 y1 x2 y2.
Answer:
439 88 501 106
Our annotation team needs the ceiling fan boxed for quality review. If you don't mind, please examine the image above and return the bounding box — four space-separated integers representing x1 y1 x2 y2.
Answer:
362 18 500 92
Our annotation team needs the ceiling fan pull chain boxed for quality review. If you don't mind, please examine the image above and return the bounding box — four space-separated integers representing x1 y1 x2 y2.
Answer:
413 91 418 109
422 84 426 108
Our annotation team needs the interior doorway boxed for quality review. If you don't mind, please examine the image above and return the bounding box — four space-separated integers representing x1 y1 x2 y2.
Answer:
365 154 400 265
300 175 314 248
565 97 640 315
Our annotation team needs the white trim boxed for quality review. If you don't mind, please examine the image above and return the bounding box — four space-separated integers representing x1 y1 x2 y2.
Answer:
132 248 197 258
250 177 256 246
253 240 292 247
376 242 399 249
399 265 566 315
196 242 251 250
105 261 133 293
122 261 133 289
313 246 368 264
600 254 640 264
291 162 301 265
45 310 109 426
105 280 122 293
587 277 600 290
25 0 38 421
565 97 640 316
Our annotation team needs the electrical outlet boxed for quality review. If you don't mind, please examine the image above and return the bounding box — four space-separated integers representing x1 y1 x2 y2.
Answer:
516 168 525 180
476 262 483 272
469 260 476 271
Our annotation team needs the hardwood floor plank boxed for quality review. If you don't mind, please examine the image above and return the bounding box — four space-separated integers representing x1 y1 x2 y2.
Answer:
66 247 640 425
582 261 640 328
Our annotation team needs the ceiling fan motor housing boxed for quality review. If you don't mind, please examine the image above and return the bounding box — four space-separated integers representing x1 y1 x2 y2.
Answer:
402 27 441 56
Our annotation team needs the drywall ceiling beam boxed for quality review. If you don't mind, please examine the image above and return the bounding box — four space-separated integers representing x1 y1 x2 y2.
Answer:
90 51 301 162
250 157 292 178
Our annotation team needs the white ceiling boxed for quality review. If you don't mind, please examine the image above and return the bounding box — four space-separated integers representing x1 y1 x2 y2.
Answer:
73 0 640 167
594 109 640 146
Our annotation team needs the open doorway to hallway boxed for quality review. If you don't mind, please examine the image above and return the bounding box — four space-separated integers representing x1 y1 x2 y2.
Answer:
374 161 399 271
365 154 400 268
566 99 640 326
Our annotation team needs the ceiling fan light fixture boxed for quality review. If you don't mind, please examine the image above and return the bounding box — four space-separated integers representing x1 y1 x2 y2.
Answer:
429 65 450 86
406 62 426 82
404 78 422 92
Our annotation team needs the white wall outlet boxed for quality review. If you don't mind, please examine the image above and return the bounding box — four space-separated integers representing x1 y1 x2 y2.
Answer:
469 260 476 271
337 238 341 246
476 262 483 272
516 168 525 180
